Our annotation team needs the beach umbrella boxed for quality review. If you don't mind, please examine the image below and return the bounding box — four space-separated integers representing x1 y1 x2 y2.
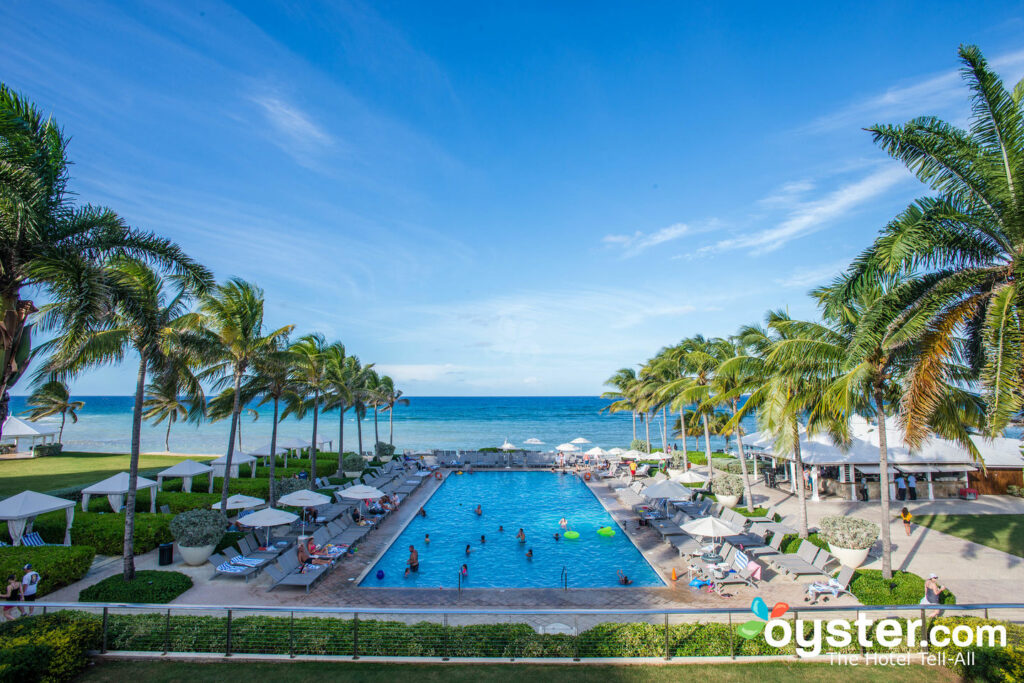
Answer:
621 449 645 460
673 470 708 484
235 507 300 546
211 494 265 511
645 451 670 461
341 485 385 500
642 480 691 500
571 437 590 446
681 516 741 544
524 438 544 446
499 439 516 451
607 447 625 456
555 443 579 452
277 490 331 507
585 446 608 457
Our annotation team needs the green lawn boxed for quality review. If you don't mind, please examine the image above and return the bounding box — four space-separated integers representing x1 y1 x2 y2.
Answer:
915 513 1024 558
0 451 215 497
80 660 957 683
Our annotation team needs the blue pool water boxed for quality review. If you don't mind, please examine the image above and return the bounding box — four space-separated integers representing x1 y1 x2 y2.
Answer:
361 471 664 588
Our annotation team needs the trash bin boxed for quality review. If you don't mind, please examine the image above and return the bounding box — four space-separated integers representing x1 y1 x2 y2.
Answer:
158 542 174 566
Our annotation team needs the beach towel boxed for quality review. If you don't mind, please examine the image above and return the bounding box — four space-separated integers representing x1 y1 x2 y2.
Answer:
217 562 248 573
230 556 266 567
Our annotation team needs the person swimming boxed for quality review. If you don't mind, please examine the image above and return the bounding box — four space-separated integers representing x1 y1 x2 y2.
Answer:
474 504 482 516
558 517 568 529
553 533 560 541
465 544 472 555
499 525 504 533
526 548 534 559
419 508 427 517
617 570 632 585
404 545 419 577
461 564 468 577
480 534 486 544
516 529 526 543
425 533 430 544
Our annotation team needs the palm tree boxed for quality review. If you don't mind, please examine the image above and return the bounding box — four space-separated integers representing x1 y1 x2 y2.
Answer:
142 378 189 452
19 380 83 443
283 334 336 480
324 354 373 474
711 338 758 512
352 367 379 457
601 368 640 442
0 85 210 439
186 279 292 511
839 45 1024 443
377 375 409 445
239 340 294 505
770 275 985 577
364 370 383 448
38 259 206 579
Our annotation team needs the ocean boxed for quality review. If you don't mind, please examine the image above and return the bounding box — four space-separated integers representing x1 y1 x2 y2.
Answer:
5 395 744 455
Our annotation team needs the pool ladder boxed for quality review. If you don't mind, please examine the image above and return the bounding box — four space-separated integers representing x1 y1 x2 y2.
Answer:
560 566 568 591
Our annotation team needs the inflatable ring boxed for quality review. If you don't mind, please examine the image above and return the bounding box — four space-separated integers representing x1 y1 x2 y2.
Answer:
434 471 443 480
456 471 463 475
597 526 616 537
583 472 591 481
564 531 580 540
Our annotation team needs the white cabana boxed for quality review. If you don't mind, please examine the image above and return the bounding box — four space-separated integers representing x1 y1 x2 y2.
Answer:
211 494 265 511
157 459 214 493
81 472 157 513
341 484 385 500
642 480 691 500
278 490 331 507
0 491 74 545
524 438 545 445
210 452 258 479
1 417 58 453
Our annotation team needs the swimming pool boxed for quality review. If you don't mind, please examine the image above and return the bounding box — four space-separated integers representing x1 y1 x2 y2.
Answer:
360 471 664 588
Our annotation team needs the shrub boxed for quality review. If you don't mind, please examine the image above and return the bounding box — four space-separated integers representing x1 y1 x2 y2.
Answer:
929 616 1024 681
0 612 101 682
169 509 225 548
0 547 95 598
628 439 649 452
711 473 744 496
31 443 63 457
16 512 171 555
779 532 828 554
342 453 364 472
818 515 879 550
79 570 192 604
375 442 395 458
849 569 957 606
275 478 309 498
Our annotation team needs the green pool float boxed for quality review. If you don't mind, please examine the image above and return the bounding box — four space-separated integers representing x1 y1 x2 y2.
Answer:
564 530 580 540
597 526 616 537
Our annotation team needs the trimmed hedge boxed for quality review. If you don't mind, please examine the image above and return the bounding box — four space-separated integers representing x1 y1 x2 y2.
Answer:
2 511 173 556
849 569 956 606
779 532 828 554
85 491 220 514
0 612 101 682
930 616 1024 681
0 546 95 599
79 570 192 604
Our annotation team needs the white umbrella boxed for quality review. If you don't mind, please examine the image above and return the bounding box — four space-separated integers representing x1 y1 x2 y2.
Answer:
673 470 708 484
681 516 741 543
645 451 669 461
236 507 298 528
607 447 625 456
571 437 590 445
585 446 608 457
555 443 579 452
341 484 385 500
211 494 265 510
499 439 517 451
621 449 645 460
277 490 331 507
642 480 691 500
524 438 544 445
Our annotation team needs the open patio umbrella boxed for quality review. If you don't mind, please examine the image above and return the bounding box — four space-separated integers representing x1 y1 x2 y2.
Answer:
235 507 299 546
499 439 516 451
606 447 625 457
642 480 691 500
681 516 741 545
571 437 590 446
673 470 708 484
277 490 331 507
555 443 579 452
585 446 608 457
621 449 645 460
524 438 544 446
211 494 265 511
341 485 385 500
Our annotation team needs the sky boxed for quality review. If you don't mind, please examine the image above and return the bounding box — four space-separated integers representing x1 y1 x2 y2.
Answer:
4 1 1024 397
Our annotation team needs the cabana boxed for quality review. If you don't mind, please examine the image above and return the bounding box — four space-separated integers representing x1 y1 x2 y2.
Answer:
0 417 58 454
157 459 214 493
210 452 257 479
81 472 157 513
0 491 74 545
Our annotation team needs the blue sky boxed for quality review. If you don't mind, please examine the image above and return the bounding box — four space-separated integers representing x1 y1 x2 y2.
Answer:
4 1 1024 396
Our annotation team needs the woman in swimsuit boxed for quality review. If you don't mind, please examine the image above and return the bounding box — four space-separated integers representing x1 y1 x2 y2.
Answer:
2 574 20 621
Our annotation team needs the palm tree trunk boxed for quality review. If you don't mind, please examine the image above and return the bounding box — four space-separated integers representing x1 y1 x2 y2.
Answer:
269 397 279 506
875 389 893 580
701 412 714 482
373 407 379 446
356 408 364 456
165 419 171 451
733 399 755 513
59 412 66 443
389 407 394 445
792 420 809 539
631 411 636 441
336 406 347 476
644 414 650 452
310 393 320 480
220 370 242 511
679 408 689 469
123 352 147 581
660 407 667 452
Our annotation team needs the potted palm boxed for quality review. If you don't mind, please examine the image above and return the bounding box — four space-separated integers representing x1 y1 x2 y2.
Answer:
342 453 364 479
170 509 226 566
375 441 395 463
712 474 744 508
819 515 878 568
667 452 687 478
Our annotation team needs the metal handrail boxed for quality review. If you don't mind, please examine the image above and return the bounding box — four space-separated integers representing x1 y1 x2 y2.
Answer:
6 600 1020 617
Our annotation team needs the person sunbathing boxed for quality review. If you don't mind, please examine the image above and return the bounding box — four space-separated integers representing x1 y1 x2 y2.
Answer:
297 544 331 566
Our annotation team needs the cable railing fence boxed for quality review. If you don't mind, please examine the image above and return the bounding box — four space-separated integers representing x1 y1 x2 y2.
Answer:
12 601 1024 662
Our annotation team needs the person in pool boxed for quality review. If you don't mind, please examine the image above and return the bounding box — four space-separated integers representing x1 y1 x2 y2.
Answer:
461 564 468 577
558 517 568 529
425 533 430 544
553 533 560 542
617 570 632 585
419 508 427 518
404 545 419 577
480 534 486 544
465 544 472 555
498 525 504 533
516 529 526 543
475 504 482 516
526 548 534 560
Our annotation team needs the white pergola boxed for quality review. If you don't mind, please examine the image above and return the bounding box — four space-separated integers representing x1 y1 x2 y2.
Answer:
157 459 214 493
81 472 158 513
0 491 74 545
210 452 258 479
1 417 58 453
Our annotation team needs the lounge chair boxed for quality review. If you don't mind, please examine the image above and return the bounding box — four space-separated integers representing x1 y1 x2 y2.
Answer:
805 565 855 604
208 553 258 581
265 563 327 593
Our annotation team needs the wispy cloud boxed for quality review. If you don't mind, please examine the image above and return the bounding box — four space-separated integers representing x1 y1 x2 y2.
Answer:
602 223 692 257
706 166 908 255
775 258 851 289
251 94 338 166
375 363 465 382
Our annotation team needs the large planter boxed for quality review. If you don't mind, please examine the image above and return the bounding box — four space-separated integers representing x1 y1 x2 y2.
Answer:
717 494 740 508
177 543 216 566
379 455 393 463
343 471 363 479
829 544 870 568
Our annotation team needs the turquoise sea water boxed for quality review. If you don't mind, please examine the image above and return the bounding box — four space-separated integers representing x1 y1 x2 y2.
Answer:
361 471 663 588
6 395 741 455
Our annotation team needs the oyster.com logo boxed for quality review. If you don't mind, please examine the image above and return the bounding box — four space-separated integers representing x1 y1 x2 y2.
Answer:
737 597 789 640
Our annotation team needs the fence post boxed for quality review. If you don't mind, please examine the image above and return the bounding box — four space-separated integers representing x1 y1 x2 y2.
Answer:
664 613 670 661
857 610 865 656
729 611 735 659
289 611 295 658
101 607 108 654
163 609 170 655
353 612 359 660
442 613 450 661
573 615 580 662
225 609 233 657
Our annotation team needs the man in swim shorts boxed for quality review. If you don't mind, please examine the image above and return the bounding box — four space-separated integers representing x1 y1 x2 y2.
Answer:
405 545 419 577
